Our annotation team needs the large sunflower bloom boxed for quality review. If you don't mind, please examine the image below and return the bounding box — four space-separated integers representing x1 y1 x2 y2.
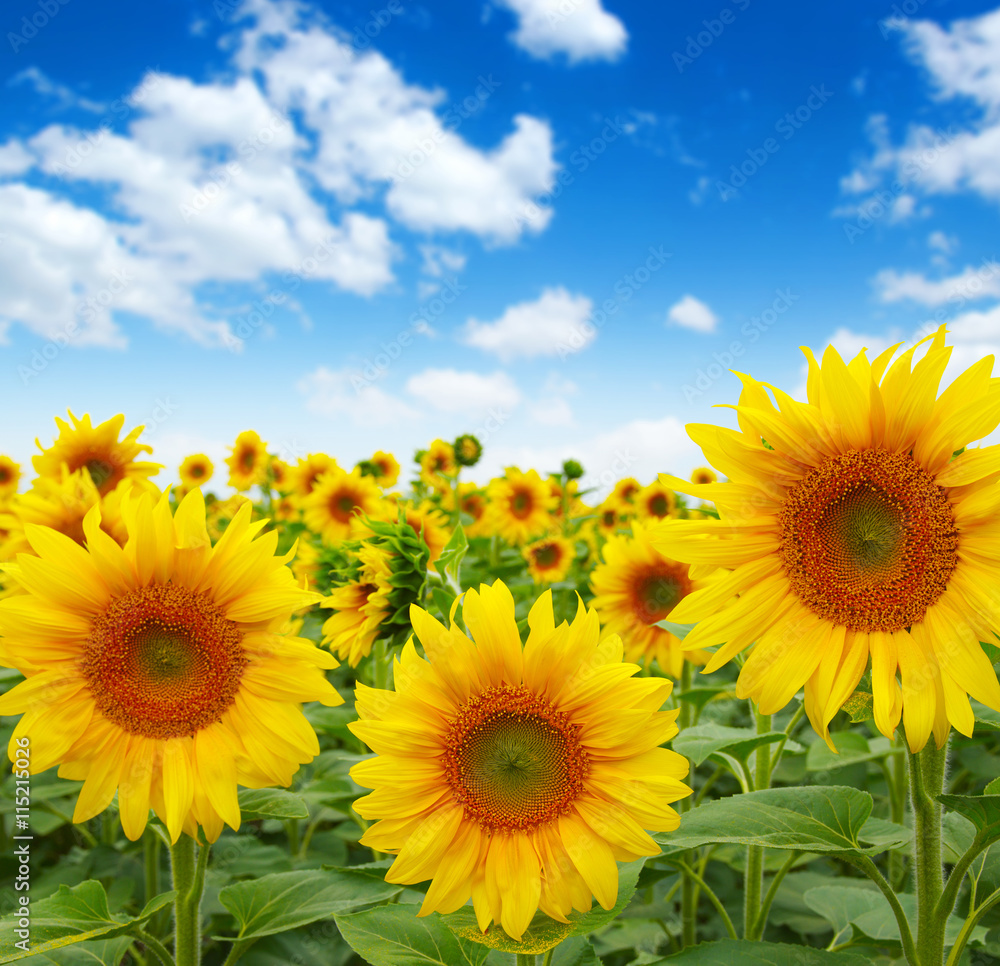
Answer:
350 581 691 940
651 329 1000 752
0 490 340 842
591 522 709 678
303 468 381 546
33 412 161 497
486 468 556 545
225 431 269 491
0 456 20 499
179 454 214 489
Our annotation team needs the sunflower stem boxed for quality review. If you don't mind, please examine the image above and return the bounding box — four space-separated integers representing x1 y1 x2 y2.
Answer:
516 954 536 965
743 706 771 938
676 661 697 948
373 637 389 691
171 835 208 966
144 829 162 918
910 741 948 966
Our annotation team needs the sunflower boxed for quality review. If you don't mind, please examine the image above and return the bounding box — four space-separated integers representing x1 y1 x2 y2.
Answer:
454 434 483 467
365 451 401 488
225 431 269 491
690 467 718 486
288 453 339 500
446 483 490 537
523 535 575 585
179 454 214 489
610 478 641 512
350 581 691 941
594 498 625 537
486 469 555 545
322 544 392 666
0 457 20 499
420 439 456 489
0 489 340 843
359 500 450 568
33 412 161 497
269 458 292 493
291 538 322 592
303 468 381 546
636 480 676 522
591 522 710 678
651 329 1000 752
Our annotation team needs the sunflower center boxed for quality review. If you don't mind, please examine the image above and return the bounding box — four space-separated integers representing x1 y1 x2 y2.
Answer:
330 492 359 523
534 544 560 568
602 510 616 527
633 565 691 624
82 585 247 739
240 448 256 471
511 490 533 518
779 449 958 632
84 458 116 491
0 467 10 483
190 464 205 478
444 685 589 833
649 494 669 517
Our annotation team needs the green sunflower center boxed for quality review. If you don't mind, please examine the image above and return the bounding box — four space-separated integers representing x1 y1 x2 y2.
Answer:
84 458 116 491
511 490 532 518
649 494 669 517
779 449 958 632
83 585 247 739
444 685 589 832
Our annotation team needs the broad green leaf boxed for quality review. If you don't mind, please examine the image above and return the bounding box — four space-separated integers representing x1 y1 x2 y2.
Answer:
548 937 601 966
671 724 791 768
806 733 894 771
441 860 645 954
675 686 736 712
654 619 696 639
336 904 491 965
642 939 873 964
217 868 403 940
833 892 987 948
938 795 1000 843
654 786 898 855
0 881 166 964
986 778 1000 795
19 936 136 965
841 691 874 723
802 884 879 935
437 525 468 592
237 788 309 821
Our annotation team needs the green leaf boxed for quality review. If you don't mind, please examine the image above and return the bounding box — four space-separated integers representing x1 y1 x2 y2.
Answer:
641 939 873 964
440 859 646 954
437 525 468 592
802 884 879 935
986 778 1000 795
19 936 136 965
938 795 1000 844
217 868 403 940
841 691 874 723
675 686 736 712
654 786 902 855
237 788 310 821
0 880 165 964
549 937 602 966
670 724 792 768
806 733 894 772
336 904 491 965
653 619 696 639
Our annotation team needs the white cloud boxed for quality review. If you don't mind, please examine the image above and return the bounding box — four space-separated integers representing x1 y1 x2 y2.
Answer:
529 396 575 426
0 0 558 347
874 261 1000 305
298 366 419 425
496 0 628 64
928 230 957 254
840 8 1000 210
666 294 718 333
406 368 521 413
462 287 595 361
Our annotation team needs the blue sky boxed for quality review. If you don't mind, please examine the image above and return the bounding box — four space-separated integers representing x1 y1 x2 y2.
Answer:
2 0 999 493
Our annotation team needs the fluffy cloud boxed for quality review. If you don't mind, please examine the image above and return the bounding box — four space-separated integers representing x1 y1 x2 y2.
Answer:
874 261 1000 305
496 0 628 63
0 0 557 347
840 8 1000 211
666 294 718 334
298 366 419 425
462 287 595 361
405 368 522 413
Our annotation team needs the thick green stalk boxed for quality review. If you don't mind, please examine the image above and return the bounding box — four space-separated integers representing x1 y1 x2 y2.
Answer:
171 835 209 966
743 707 771 938
516 954 536 966
909 742 949 965
677 661 697 947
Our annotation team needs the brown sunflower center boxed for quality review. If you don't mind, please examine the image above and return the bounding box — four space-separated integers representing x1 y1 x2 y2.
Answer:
511 489 533 518
632 564 691 624
0 467 10 484
443 685 589 833
240 448 256 471
779 449 958 632
82 585 247 739
648 494 670 518
83 457 116 492
190 464 205 478
602 509 617 527
330 491 359 523
533 543 561 569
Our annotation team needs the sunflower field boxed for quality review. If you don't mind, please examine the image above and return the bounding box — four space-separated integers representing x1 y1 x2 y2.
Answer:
3 329 1000 966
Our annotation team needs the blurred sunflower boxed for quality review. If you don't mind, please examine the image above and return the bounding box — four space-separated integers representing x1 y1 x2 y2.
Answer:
690 467 718 486
303 468 381 546
269 458 292 493
594 498 625 538
33 412 161 497
454 434 483 467
226 431 269 491
486 468 555 545
523 535 575 585
610 478 641 511
179 454 214 489
652 329 1000 751
447 483 490 536
591 522 709 678
0 457 20 499
636 480 676 522
288 453 339 500
420 439 456 489
0 490 340 842
365 450 401 488
350 581 691 940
